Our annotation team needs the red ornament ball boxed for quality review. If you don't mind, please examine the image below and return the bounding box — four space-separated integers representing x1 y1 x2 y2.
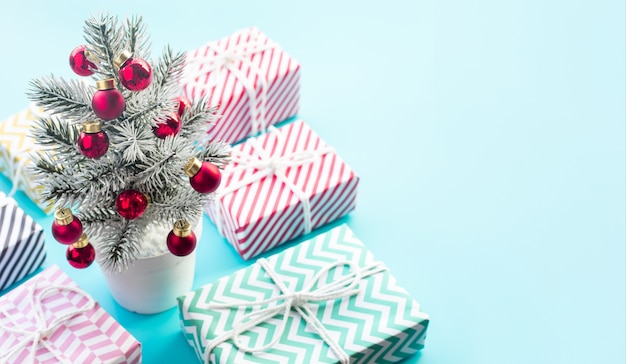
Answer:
115 51 152 91
175 95 192 117
66 235 96 269
69 45 97 76
51 208 83 245
153 111 181 139
78 121 108 159
92 79 125 121
116 190 149 220
167 220 197 256
184 158 221 194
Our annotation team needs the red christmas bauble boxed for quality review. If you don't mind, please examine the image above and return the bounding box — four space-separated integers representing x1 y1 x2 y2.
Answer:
78 121 108 159
92 79 125 121
115 51 152 91
166 220 197 256
51 208 83 245
175 95 191 117
116 190 148 220
66 234 96 269
184 158 221 194
69 45 97 76
153 111 181 139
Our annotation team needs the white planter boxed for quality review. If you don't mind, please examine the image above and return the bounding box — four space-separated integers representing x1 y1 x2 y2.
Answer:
100 221 201 314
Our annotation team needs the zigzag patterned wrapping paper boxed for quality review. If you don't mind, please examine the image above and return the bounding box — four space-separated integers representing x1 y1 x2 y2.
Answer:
0 265 142 363
178 224 429 364
183 27 300 145
0 192 46 292
0 106 52 214
205 120 359 260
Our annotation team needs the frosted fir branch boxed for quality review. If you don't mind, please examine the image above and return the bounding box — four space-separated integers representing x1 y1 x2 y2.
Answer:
123 15 151 60
132 136 196 190
28 117 80 158
28 77 93 122
109 119 156 163
97 219 141 272
79 156 137 195
145 186 207 226
152 46 185 92
83 13 124 83
77 204 118 225
28 154 84 206
179 98 218 141
200 141 232 169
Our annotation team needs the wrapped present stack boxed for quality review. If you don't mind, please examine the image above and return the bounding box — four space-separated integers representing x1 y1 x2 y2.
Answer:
0 265 142 363
0 105 53 214
0 191 46 292
179 27 430 363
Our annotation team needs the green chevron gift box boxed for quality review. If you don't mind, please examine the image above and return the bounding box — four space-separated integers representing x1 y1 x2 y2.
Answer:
177 224 429 364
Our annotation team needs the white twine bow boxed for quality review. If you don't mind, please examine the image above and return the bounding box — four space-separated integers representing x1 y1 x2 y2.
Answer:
204 258 387 363
0 280 96 364
1 103 47 201
212 127 334 236
183 29 278 136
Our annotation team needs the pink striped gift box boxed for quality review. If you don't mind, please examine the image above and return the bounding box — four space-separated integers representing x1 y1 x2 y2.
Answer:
0 265 141 363
206 120 359 260
182 27 300 145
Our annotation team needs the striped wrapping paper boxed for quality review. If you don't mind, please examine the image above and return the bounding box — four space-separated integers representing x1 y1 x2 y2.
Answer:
0 192 45 292
205 120 359 260
0 105 53 214
0 265 142 363
182 27 300 145
178 224 429 364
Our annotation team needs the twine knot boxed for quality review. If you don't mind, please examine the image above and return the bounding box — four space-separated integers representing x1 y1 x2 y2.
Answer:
0 281 96 364
204 258 387 363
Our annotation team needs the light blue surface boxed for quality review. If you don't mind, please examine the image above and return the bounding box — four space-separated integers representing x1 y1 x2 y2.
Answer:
1 1 624 363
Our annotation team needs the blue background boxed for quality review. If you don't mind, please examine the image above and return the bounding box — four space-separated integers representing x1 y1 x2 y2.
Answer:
1 1 624 363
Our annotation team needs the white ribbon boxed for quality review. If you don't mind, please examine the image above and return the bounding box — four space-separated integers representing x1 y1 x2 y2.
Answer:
183 29 278 136
0 280 96 364
212 127 334 236
204 258 387 363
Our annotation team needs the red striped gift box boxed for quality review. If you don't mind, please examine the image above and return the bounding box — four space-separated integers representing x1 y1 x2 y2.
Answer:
206 120 359 260
182 27 300 145
0 265 141 363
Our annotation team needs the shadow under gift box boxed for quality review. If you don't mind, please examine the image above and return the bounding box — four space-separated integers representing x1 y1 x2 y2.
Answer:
205 120 359 260
177 224 429 364
182 27 300 145
0 192 46 293
0 265 142 363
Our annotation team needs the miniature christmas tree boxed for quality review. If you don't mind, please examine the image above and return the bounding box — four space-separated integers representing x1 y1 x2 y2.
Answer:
27 14 230 272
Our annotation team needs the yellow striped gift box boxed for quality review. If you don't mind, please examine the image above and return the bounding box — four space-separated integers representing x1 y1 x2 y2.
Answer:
0 105 53 214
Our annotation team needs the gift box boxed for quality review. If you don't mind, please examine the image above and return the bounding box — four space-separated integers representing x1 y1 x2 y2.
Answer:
0 105 52 214
0 265 142 363
0 192 46 292
205 120 359 260
182 27 300 144
178 224 429 364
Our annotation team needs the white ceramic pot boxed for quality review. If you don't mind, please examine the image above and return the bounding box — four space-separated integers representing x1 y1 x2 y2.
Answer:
100 221 201 314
